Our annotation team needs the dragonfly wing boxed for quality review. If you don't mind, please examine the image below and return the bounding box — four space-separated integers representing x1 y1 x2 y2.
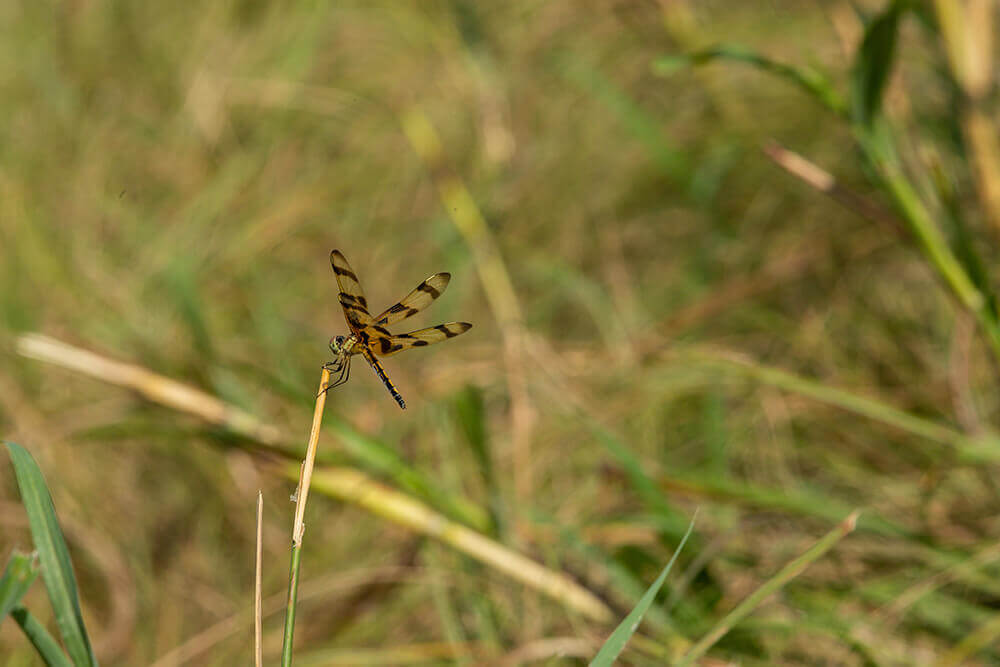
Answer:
373 322 472 357
330 249 372 331
373 273 451 327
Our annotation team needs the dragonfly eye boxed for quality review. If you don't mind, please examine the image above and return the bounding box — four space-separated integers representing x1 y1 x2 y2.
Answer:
329 336 345 353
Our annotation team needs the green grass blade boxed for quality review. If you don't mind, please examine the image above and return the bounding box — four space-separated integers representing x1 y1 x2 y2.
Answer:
163 257 214 361
589 515 696 667
592 425 677 521
453 386 488 471
4 442 98 667
0 550 40 622
676 511 860 666
678 347 1000 463
654 44 847 116
866 144 1000 361
851 1 906 127
11 606 74 667
452 385 505 537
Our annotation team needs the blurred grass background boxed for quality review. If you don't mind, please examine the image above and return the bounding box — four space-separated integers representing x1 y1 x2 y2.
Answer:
4 0 1000 664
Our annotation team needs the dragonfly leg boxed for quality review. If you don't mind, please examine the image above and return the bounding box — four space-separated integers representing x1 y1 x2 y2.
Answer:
318 357 350 396
339 357 351 387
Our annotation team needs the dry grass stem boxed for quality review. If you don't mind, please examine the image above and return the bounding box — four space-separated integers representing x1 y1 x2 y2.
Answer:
283 369 331 664
305 464 614 623
16 333 285 448
290 369 331 547
763 141 903 232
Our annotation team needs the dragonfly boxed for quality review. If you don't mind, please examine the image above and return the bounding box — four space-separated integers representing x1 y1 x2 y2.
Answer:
323 249 472 409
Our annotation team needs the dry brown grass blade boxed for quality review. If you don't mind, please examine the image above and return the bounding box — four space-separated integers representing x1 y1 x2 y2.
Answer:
16 333 613 625
16 333 286 449
290 368 330 547
304 465 613 623
763 141 903 233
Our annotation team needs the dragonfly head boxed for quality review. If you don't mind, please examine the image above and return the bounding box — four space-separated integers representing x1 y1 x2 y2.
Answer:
329 335 347 355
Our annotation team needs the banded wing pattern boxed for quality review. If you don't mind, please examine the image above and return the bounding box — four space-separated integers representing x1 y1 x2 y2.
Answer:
373 273 451 326
374 322 473 357
325 249 472 410
330 249 372 331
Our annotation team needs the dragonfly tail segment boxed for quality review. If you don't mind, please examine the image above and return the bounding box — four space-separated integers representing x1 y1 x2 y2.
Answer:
363 350 407 410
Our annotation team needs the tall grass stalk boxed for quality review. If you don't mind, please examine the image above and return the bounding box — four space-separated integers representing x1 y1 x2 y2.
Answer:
280 367 331 665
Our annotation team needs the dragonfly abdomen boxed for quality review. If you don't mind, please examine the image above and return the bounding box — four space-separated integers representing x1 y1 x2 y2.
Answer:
362 350 406 410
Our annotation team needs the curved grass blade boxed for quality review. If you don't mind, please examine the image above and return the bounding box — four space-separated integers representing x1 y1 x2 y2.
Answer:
677 347 1000 464
654 44 846 116
11 606 73 667
5 442 97 667
589 515 697 667
0 550 39 625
